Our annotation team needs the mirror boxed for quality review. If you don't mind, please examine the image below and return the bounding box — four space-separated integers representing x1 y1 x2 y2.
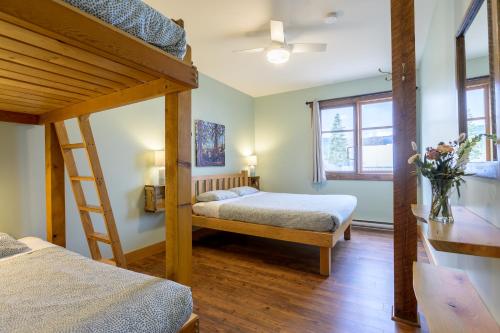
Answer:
456 0 500 178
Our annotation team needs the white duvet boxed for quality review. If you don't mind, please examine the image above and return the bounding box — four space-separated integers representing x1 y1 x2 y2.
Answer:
193 191 357 232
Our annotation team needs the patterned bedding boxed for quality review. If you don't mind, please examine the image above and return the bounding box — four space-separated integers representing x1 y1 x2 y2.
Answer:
63 0 187 59
0 246 192 333
193 192 357 232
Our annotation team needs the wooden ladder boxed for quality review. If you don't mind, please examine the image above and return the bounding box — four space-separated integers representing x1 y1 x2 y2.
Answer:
53 115 126 268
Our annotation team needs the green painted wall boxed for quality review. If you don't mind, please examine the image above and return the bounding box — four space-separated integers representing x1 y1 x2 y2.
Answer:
254 76 394 224
192 75 254 176
0 73 254 256
419 0 500 321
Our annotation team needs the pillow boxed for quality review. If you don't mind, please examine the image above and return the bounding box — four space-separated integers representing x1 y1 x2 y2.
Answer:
229 186 259 196
0 233 30 259
197 190 238 202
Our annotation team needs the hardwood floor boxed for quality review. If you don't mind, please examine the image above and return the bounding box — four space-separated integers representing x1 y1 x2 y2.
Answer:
129 227 429 333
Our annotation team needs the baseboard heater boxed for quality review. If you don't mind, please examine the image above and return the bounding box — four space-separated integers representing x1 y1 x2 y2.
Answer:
353 219 393 230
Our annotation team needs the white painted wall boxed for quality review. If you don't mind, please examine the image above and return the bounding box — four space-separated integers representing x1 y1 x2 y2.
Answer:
418 0 500 321
0 73 254 257
254 76 394 224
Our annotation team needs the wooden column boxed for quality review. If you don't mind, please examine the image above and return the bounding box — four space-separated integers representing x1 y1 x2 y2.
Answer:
391 0 418 325
45 123 65 247
165 89 192 285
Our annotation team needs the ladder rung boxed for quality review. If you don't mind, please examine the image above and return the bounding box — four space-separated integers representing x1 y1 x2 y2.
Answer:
61 143 86 149
98 258 116 266
70 176 95 182
88 232 112 244
78 205 103 213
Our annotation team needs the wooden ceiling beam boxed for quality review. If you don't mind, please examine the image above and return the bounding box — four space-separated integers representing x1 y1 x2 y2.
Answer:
39 78 172 124
0 110 39 124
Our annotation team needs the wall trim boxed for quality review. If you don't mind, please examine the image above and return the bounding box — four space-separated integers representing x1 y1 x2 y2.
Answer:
125 241 164 264
353 219 394 230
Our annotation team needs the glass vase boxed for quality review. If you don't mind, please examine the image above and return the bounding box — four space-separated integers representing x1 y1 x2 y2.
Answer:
429 180 454 224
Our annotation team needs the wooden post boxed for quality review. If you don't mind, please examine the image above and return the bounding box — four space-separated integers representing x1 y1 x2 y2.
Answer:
391 0 418 325
456 35 467 135
45 123 65 247
165 89 192 285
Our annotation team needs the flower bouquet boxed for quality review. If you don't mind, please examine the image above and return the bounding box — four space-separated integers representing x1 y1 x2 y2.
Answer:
408 133 499 223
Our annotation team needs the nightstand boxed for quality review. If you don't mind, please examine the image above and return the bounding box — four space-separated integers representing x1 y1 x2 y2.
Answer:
248 176 260 190
144 185 165 212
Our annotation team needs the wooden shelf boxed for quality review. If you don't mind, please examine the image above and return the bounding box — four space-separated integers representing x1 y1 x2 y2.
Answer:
413 262 498 333
412 204 500 258
144 185 165 213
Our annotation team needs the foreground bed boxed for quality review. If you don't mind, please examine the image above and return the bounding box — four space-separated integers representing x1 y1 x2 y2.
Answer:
192 172 356 276
0 237 198 333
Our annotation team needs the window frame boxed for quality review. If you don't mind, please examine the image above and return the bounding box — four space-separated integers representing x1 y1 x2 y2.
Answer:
319 91 393 181
465 76 494 161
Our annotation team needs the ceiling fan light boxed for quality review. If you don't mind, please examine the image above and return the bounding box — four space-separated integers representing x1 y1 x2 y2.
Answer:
266 48 290 64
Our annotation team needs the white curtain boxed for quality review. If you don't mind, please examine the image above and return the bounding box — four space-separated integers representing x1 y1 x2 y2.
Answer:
312 101 326 183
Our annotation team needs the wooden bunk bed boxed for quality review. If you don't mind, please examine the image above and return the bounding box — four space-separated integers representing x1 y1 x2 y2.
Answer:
0 0 198 331
191 171 353 276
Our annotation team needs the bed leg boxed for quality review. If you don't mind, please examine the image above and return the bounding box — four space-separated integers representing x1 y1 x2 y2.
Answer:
319 247 331 276
344 225 351 240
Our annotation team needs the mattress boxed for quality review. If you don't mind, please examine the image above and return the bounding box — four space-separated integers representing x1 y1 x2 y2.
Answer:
0 238 192 333
193 192 357 232
63 0 187 59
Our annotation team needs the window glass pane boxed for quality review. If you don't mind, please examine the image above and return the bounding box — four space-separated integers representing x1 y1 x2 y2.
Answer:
361 100 392 128
467 119 487 162
361 128 393 172
466 88 486 119
321 106 354 132
322 131 355 172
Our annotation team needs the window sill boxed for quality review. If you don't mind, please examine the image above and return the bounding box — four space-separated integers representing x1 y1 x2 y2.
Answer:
326 172 393 181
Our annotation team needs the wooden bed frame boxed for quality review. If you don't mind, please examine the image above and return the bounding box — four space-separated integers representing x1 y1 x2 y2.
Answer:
0 1 198 331
179 314 199 333
191 171 352 276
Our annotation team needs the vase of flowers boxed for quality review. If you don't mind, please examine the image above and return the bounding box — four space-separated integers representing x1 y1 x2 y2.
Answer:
408 133 499 223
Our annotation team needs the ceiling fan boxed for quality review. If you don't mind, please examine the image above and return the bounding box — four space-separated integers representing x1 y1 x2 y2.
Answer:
234 20 327 64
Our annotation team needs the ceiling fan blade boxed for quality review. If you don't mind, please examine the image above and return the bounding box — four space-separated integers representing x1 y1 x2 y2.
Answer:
233 47 266 54
290 43 327 53
270 20 285 44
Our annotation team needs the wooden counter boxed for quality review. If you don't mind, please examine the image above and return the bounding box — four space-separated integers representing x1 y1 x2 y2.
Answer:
412 204 500 258
413 262 499 333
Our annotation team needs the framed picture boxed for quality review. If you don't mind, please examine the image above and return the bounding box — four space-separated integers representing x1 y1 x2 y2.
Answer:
195 120 225 166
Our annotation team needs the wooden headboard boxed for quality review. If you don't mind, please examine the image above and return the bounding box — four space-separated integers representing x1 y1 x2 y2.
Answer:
192 171 248 203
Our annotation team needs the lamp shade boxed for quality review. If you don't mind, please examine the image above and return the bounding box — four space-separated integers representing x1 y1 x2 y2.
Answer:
154 150 165 167
247 155 257 166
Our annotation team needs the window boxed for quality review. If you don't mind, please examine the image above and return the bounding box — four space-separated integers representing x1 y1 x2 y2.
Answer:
320 92 393 181
466 77 493 162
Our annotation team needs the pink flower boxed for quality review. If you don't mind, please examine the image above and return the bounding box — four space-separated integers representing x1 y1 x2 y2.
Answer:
426 149 440 160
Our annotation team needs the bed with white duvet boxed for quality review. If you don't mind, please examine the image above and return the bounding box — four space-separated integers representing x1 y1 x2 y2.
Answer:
193 191 357 232
0 236 192 333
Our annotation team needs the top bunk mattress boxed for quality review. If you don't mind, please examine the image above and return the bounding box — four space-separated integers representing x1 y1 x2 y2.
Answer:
193 192 357 232
0 238 192 333
63 0 187 59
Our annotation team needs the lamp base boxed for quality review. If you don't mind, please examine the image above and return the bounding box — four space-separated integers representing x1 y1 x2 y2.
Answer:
158 168 165 186
249 166 256 177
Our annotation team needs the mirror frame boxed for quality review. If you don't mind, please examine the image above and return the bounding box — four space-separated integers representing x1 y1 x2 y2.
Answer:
456 0 500 179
